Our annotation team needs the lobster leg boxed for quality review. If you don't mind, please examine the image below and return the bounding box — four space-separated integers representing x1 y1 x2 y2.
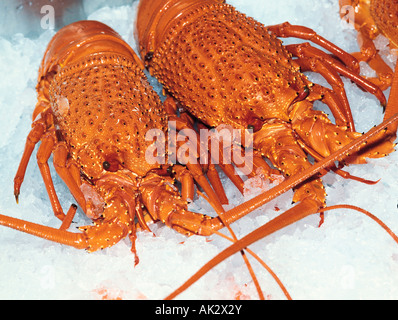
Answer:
36 130 65 221
169 124 227 211
185 162 225 213
206 127 280 195
298 58 354 130
383 65 398 131
138 172 223 235
215 143 282 195
286 42 387 106
217 162 245 194
59 204 78 230
210 137 245 194
14 119 46 202
340 0 394 90
291 56 354 130
171 164 195 202
290 99 396 164
254 121 326 211
116 190 145 264
32 78 51 121
196 122 229 204
173 160 231 210
308 83 352 129
52 142 86 211
353 32 394 91
165 96 229 206
244 151 280 179
171 127 226 210
205 163 229 204
267 22 360 73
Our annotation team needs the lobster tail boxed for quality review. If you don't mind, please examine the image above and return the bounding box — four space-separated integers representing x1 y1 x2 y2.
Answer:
136 0 224 59
39 20 143 81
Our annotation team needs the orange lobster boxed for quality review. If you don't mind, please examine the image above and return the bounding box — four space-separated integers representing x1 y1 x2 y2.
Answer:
136 0 397 231
339 0 398 90
0 20 243 261
1 9 397 301
135 0 398 297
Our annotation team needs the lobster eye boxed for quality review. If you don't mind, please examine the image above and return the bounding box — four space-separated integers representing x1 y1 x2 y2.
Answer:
144 51 154 63
103 161 111 170
102 158 120 172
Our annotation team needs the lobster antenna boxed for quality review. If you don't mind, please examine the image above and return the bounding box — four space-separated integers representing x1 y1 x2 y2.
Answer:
196 189 265 300
174 202 292 300
212 229 292 300
317 204 398 244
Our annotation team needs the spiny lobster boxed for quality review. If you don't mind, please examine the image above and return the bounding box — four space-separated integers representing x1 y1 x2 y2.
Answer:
339 0 398 90
0 19 355 300
1 6 397 300
0 20 244 262
136 0 398 298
